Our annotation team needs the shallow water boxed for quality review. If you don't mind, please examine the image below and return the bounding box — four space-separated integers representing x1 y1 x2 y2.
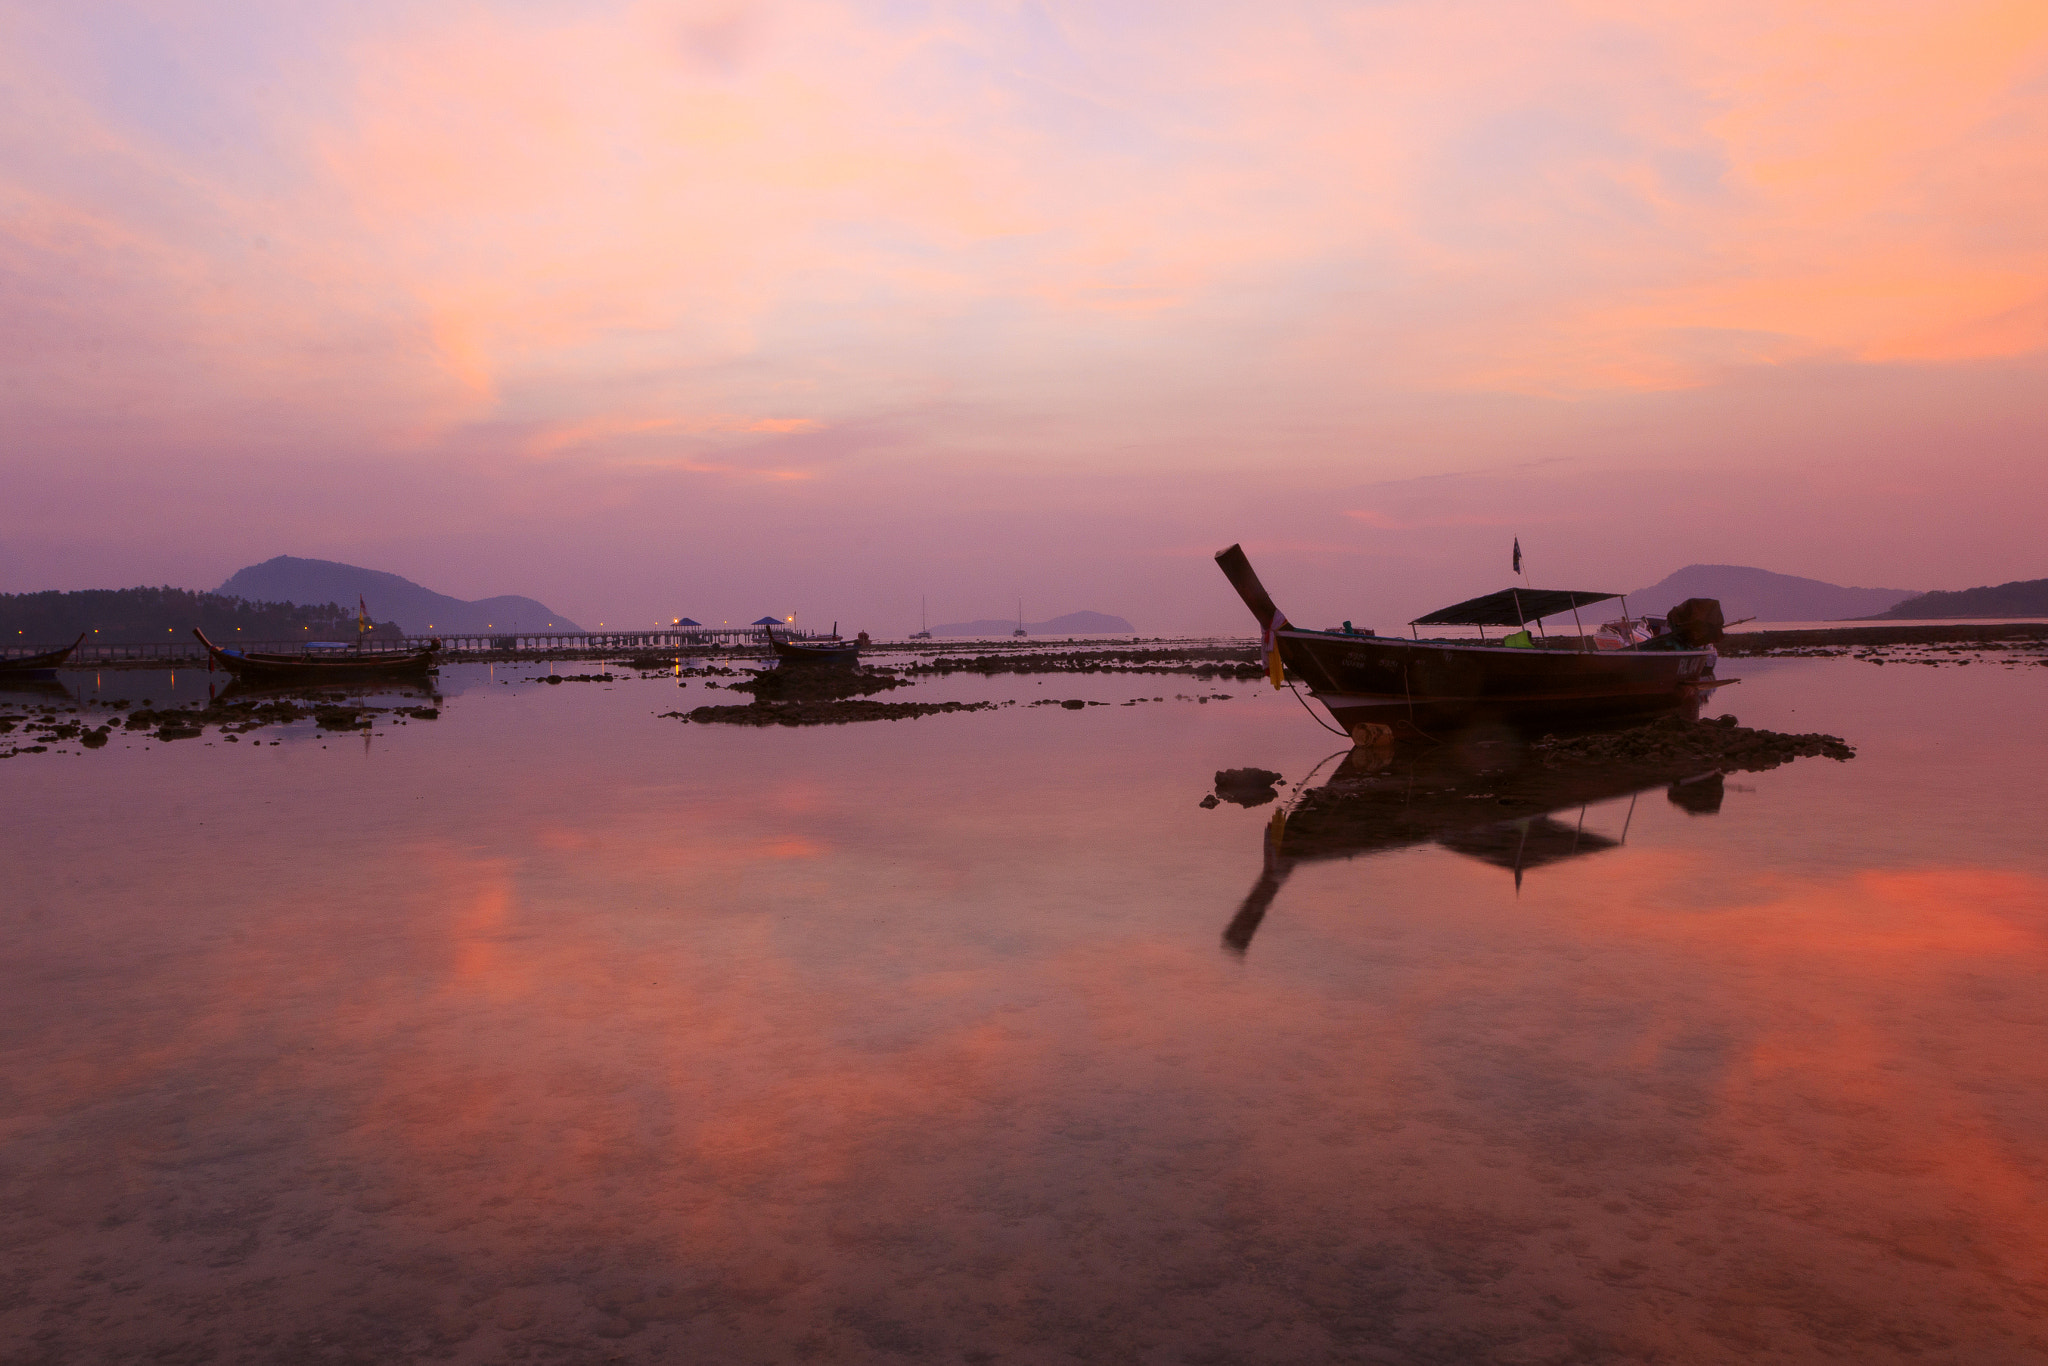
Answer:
4 651 2047 1364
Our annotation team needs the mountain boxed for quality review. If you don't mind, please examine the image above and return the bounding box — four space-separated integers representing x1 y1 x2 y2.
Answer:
217 556 581 634
932 610 1135 636
1628 565 1918 623
1864 578 2048 619
1 586 400 645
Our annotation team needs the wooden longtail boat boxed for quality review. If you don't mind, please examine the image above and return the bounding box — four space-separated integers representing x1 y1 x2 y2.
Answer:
767 627 859 666
193 629 439 682
0 633 84 675
1215 544 1723 740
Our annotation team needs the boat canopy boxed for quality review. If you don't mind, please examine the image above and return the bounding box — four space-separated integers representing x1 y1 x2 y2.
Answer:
1410 587 1617 627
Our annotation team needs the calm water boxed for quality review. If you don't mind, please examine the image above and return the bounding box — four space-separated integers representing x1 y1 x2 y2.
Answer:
4 650 2047 1364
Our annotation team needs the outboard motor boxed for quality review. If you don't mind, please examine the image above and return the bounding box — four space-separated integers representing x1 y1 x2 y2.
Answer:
1665 597 1725 649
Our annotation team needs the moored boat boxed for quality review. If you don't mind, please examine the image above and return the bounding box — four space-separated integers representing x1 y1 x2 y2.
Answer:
0 633 84 676
193 629 440 682
767 627 859 666
1215 544 1724 740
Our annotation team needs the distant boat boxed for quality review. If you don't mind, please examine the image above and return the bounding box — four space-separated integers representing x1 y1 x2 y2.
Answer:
0 632 84 677
910 596 932 640
194 629 440 682
1215 543 1723 739
767 625 858 666
1012 598 1026 637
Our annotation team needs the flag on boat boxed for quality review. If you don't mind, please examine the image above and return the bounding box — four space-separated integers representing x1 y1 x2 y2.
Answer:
1512 538 1522 575
1264 616 1286 688
358 595 369 637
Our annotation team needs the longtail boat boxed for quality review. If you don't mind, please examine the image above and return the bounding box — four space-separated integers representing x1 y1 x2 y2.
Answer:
1215 543 1724 740
193 629 439 682
0 633 84 675
767 626 859 666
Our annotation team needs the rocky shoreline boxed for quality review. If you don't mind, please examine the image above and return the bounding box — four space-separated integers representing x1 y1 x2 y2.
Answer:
1719 622 2048 655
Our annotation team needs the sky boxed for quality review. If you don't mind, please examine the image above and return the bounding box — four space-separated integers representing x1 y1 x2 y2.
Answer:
3 0 2045 634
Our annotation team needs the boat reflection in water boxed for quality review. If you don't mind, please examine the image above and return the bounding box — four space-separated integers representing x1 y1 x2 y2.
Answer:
1222 744 1732 955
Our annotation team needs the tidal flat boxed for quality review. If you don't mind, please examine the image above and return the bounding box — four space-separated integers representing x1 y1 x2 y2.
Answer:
3 643 2047 1364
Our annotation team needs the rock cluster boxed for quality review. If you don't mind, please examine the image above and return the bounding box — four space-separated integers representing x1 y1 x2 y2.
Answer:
726 667 908 703
1212 767 1284 807
667 699 999 726
1531 714 1853 771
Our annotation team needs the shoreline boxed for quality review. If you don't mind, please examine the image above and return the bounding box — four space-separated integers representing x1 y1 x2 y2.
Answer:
1717 622 2048 654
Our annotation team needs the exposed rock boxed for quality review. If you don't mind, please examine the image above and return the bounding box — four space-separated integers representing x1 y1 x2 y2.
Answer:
668 699 999 727
1214 767 1284 808
1531 714 1852 770
727 667 908 703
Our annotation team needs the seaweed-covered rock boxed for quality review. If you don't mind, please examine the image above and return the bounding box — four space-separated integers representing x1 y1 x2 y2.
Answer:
727 667 908 703
1214 767 1284 808
668 699 997 726
1531 714 1852 771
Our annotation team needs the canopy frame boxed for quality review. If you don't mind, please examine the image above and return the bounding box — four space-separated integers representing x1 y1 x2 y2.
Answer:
1410 587 1617 628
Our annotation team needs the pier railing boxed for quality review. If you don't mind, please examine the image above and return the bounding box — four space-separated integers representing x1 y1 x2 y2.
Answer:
5 627 831 665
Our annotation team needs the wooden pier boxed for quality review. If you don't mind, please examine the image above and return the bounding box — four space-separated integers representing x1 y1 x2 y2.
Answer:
4 626 823 666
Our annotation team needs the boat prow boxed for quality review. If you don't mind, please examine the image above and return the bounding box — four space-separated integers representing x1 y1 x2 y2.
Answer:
1214 543 1722 740
0 632 85 675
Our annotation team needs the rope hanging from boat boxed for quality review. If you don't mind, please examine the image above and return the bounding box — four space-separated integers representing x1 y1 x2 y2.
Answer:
1285 677 1354 739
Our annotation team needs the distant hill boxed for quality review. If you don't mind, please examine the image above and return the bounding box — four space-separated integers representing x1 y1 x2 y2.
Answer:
1864 578 2048 619
1629 565 1918 622
1 586 399 647
218 556 580 634
933 609 1134 637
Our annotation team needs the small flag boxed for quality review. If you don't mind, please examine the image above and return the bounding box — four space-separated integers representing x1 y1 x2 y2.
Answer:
358 595 369 636
1264 616 1287 688
1512 538 1522 575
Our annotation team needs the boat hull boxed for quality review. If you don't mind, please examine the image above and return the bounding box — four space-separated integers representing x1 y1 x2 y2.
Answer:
769 638 858 666
1276 629 1715 738
0 633 84 674
194 630 439 682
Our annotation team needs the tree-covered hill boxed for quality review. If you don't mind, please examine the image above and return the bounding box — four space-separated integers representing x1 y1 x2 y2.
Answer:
1866 578 2048 619
2 587 401 648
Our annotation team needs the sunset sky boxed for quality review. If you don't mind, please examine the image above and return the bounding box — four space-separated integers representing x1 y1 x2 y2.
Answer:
4 1 2045 632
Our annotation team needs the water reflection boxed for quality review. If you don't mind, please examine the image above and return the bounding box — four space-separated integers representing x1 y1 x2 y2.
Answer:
206 676 444 707
1226 746 1736 953
0 678 75 706
7 657 2048 1362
